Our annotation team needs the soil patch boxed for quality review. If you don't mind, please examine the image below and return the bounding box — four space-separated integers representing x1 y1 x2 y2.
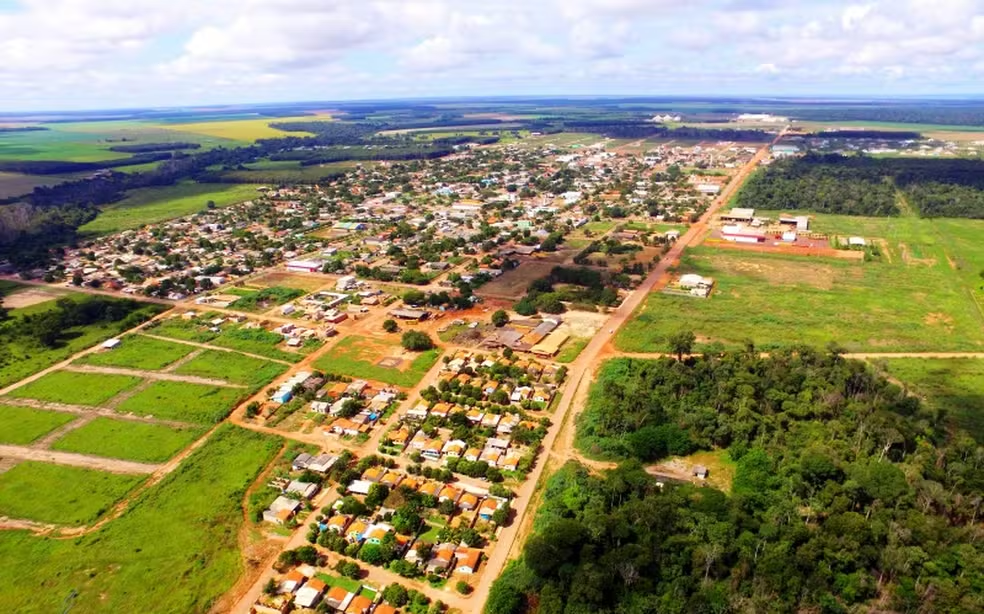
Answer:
3 288 65 309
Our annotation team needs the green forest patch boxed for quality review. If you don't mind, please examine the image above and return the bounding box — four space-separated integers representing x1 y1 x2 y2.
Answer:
0 405 76 445
6 371 142 406
115 381 244 424
50 418 206 463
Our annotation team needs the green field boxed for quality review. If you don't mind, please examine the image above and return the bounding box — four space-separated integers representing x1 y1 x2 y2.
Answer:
0 462 143 526
221 160 367 183
143 319 218 343
879 358 984 442
173 350 286 388
115 381 244 424
227 286 304 312
162 114 327 141
210 325 309 363
0 286 167 388
618 215 984 353
79 183 261 235
0 425 280 613
77 335 196 371
51 418 205 463
555 337 590 364
314 336 440 387
0 405 75 445
7 371 142 406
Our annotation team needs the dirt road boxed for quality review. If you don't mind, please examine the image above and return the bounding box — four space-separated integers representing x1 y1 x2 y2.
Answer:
63 364 246 388
0 445 160 474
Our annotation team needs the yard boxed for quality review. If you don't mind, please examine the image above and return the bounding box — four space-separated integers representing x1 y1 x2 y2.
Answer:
115 381 245 424
50 418 206 463
78 335 197 371
617 214 984 353
0 425 281 613
173 350 287 388
314 335 441 388
0 405 75 445
0 461 144 526
6 371 142 406
555 337 590 364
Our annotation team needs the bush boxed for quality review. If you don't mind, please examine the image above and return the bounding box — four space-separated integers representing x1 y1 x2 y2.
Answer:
491 310 509 327
402 330 435 351
456 580 472 595
382 583 410 606
383 319 398 333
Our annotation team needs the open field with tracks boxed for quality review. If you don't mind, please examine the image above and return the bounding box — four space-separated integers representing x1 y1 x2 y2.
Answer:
115 381 245 424
313 335 441 388
78 335 196 371
50 418 206 463
7 371 142 406
0 405 75 445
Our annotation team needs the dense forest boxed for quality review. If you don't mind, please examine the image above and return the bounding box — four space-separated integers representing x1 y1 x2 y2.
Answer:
107 142 201 153
488 350 984 614
791 106 984 127
736 153 984 218
808 130 922 140
558 120 771 141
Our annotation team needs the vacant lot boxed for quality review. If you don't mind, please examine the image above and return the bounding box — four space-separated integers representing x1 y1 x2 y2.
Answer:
78 335 196 371
618 215 984 353
0 405 75 445
7 371 142 406
227 286 304 312
79 183 261 235
878 358 984 443
314 335 440 388
555 337 590 364
143 318 218 343
115 381 244 424
476 261 556 300
0 425 280 613
211 325 312 362
0 461 143 526
51 418 205 463
250 270 330 292
173 350 286 388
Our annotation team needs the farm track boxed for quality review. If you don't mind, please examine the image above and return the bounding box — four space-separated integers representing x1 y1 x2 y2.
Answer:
0 397 198 429
0 445 160 474
139 333 294 366
63 363 246 388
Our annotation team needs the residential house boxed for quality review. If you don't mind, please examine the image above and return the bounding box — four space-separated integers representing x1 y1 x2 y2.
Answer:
427 543 457 574
442 439 466 459
455 548 482 575
324 586 354 612
293 578 326 609
345 520 369 543
439 485 461 504
280 569 305 593
362 466 384 483
345 595 373 614
479 498 501 521
458 493 479 511
263 496 302 525
486 437 510 451
364 523 393 545
463 447 481 462
386 428 412 447
480 448 502 466
380 471 403 489
307 454 337 474
326 514 352 534
481 413 501 429
285 480 319 499
406 402 430 421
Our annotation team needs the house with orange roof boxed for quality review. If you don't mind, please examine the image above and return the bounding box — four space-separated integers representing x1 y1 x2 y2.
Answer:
380 471 403 488
325 586 354 611
399 475 422 491
293 577 326 609
365 522 393 544
438 485 461 503
326 514 352 533
408 430 429 450
375 604 397 614
480 448 502 466
465 409 484 423
483 380 500 395
418 481 441 497
455 548 482 574
280 569 306 593
423 439 444 461
481 413 501 428
458 492 479 511
500 455 521 471
361 466 384 482
430 402 451 417
426 543 457 574
386 428 411 447
479 498 502 521
345 594 373 614
406 402 429 421
345 520 368 543
442 439 466 458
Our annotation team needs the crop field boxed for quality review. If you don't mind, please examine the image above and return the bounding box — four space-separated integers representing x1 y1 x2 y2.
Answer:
0 405 75 445
0 461 144 526
79 182 261 235
173 350 287 388
220 159 367 184
161 114 330 141
0 287 166 388
314 335 440 388
6 371 142 406
618 215 984 353
878 358 984 443
0 425 280 613
78 335 196 371
50 418 205 463
115 381 244 424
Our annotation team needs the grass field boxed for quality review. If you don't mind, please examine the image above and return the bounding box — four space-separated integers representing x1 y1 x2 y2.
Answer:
144 319 218 343
618 214 984 353
115 381 244 424
173 350 286 388
0 461 143 526
0 171 88 198
878 358 984 443
555 337 590 364
210 325 310 363
50 418 205 463
0 425 280 613
0 286 167 388
314 336 441 388
79 183 261 235
162 114 329 141
0 405 75 445
7 371 142 406
78 335 196 371
221 160 367 184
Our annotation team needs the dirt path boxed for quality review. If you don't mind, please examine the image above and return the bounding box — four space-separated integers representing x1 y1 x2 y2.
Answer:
162 348 204 372
63 363 245 388
0 397 197 429
0 445 160 474
139 333 294 366
30 414 96 449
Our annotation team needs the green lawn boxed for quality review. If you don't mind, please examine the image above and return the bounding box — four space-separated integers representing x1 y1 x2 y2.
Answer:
115 381 244 424
210 325 308 363
50 418 205 463
173 350 286 388
79 183 261 235
0 462 143 526
0 425 280 613
879 358 984 443
315 573 363 594
6 371 142 406
0 405 76 445
227 286 304 312
618 215 984 353
0 288 167 388
314 336 440 387
555 337 590 364
77 335 196 371
143 319 219 343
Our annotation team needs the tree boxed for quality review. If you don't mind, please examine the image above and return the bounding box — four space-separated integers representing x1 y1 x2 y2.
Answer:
514 298 537 316
245 401 261 419
402 331 435 351
403 290 427 306
382 583 409 606
456 580 472 595
383 319 398 333
667 329 696 361
491 310 509 327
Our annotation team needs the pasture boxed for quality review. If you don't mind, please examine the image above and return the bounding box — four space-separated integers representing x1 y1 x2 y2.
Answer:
161 114 330 141
617 214 984 353
78 182 261 235
78 335 196 371
0 405 75 445
6 371 142 406
0 461 143 526
314 335 441 388
220 159 367 184
173 350 286 388
0 426 280 613
115 381 244 424
50 418 205 463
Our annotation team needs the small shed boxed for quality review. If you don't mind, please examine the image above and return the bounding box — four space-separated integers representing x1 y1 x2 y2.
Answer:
102 338 122 350
693 465 708 480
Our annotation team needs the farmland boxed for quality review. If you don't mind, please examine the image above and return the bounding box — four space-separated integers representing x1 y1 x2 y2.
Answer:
314 335 441 388
0 462 143 526
161 114 330 141
7 371 142 406
115 381 245 424
78 182 262 235
78 335 196 371
0 426 280 613
173 350 287 388
50 418 206 463
0 405 75 445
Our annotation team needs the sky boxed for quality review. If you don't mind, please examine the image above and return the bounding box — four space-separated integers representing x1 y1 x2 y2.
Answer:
1 0 984 111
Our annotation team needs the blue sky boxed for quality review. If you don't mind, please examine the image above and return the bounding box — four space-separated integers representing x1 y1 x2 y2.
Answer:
1 0 983 111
